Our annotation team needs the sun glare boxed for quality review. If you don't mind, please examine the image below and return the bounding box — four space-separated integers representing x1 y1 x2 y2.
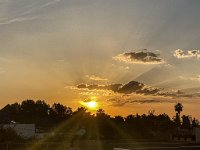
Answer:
87 101 97 108
80 100 99 110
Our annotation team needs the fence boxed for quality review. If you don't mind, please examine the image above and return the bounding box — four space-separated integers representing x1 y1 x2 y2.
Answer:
0 141 111 150
1 141 200 150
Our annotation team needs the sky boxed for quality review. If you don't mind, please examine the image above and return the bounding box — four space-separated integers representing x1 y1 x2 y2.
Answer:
1 0 200 118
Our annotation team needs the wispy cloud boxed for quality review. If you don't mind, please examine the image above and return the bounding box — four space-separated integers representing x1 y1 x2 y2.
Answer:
113 50 164 64
0 0 61 26
174 49 200 59
40 0 60 8
0 58 9 74
179 75 200 82
0 16 38 25
0 68 6 73
107 94 175 107
85 75 108 81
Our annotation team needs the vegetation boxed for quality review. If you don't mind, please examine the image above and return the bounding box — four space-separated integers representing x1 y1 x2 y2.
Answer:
0 100 199 142
0 127 24 143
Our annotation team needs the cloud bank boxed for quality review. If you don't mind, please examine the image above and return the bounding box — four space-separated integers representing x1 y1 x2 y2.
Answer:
76 80 199 98
68 79 200 107
76 81 162 96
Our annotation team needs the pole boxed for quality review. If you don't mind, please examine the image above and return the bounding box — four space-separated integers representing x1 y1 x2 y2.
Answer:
6 143 9 150
46 143 49 150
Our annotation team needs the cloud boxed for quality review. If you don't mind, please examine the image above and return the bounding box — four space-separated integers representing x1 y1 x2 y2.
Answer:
0 0 60 26
76 80 162 96
85 75 108 81
0 58 9 74
77 83 122 92
174 49 200 59
179 75 200 82
107 94 175 107
75 80 198 98
118 81 162 95
0 68 6 73
118 81 144 94
40 0 60 8
119 66 130 70
67 79 200 107
77 84 87 89
65 85 116 97
113 50 164 64
0 16 38 25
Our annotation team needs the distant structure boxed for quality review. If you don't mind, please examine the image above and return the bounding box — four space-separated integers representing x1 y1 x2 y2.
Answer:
171 128 200 143
195 128 200 143
3 122 36 139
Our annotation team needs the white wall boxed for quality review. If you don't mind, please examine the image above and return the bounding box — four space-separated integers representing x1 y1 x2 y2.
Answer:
3 124 35 139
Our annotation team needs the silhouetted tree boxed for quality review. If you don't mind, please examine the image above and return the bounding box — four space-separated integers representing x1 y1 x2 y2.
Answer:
174 103 183 117
50 103 72 122
192 118 199 128
173 113 181 128
0 127 24 142
113 116 124 124
74 107 87 114
182 115 191 129
174 103 183 128
0 103 21 123
96 109 105 117
35 100 49 117
96 109 115 139
20 100 37 123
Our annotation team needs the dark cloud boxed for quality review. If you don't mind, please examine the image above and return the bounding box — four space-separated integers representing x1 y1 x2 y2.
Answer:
118 81 144 94
77 84 87 88
118 81 161 95
77 81 161 96
113 50 164 64
76 83 122 92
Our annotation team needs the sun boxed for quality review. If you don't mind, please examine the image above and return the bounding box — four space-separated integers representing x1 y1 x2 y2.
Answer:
80 100 99 110
87 101 97 109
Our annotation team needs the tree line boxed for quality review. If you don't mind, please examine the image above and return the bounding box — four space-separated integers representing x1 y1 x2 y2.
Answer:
0 100 199 141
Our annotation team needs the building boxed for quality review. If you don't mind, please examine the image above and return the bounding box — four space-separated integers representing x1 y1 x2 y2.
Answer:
3 123 36 139
171 128 200 143
195 128 200 143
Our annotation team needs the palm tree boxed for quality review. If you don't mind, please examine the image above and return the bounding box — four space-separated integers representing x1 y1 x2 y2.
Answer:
174 103 183 117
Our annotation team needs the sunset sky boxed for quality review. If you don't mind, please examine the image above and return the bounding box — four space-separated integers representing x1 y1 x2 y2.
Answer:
1 0 200 118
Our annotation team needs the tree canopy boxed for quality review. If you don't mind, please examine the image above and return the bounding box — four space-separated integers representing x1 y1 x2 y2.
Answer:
0 100 199 141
